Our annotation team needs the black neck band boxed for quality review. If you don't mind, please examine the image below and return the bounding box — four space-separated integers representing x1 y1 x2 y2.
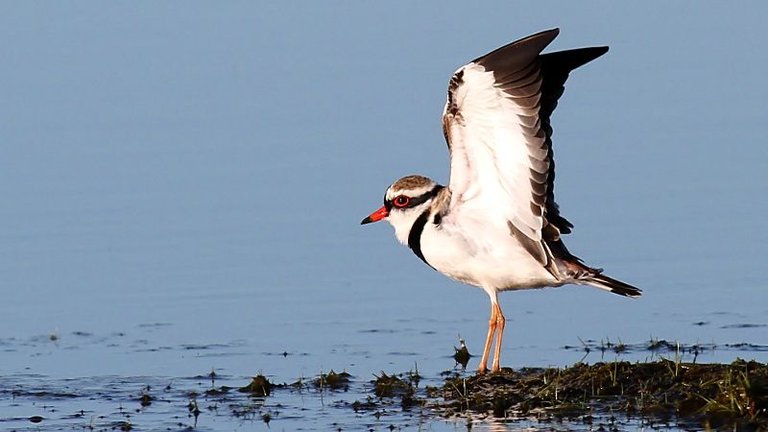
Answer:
408 210 432 268
405 185 444 269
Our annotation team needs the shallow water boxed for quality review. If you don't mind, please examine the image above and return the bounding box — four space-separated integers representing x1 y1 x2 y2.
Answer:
2 319 766 430
2 2 768 431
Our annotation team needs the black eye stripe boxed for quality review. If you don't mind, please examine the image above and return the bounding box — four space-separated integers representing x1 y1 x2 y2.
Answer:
404 190 437 208
385 185 444 210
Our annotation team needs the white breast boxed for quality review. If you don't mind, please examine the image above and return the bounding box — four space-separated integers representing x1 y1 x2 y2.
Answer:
419 214 559 291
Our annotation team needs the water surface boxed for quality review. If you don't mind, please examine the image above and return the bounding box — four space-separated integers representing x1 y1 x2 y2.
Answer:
1 2 767 430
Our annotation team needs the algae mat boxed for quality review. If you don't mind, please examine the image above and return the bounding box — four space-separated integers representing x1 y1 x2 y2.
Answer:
3 360 767 431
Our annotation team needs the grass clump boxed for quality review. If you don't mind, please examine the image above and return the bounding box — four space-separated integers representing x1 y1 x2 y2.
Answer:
438 359 768 427
313 370 351 391
453 339 471 368
238 375 272 396
373 369 423 408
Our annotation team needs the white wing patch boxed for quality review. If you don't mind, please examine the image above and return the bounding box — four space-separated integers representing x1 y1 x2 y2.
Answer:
443 62 548 244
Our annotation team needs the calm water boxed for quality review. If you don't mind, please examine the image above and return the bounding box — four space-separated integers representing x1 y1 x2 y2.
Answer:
1 2 767 431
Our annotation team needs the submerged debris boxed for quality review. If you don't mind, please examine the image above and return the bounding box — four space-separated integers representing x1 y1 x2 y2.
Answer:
115 420 132 431
438 359 768 428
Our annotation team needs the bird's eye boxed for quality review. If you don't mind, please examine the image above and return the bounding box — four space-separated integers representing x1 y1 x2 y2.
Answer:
393 195 410 208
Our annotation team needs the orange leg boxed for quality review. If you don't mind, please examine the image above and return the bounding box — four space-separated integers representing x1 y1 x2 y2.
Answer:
477 302 499 374
490 303 506 373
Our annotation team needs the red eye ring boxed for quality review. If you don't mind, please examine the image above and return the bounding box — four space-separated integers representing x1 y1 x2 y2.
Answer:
392 195 410 208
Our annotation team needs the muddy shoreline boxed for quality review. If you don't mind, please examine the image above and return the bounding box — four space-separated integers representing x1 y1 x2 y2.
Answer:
231 359 768 430
4 349 767 430
434 360 768 429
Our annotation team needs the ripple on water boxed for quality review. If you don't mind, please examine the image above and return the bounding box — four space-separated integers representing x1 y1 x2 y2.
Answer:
1 325 767 431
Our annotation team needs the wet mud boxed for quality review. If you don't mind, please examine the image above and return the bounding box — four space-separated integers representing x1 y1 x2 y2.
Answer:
3 331 768 431
437 360 768 430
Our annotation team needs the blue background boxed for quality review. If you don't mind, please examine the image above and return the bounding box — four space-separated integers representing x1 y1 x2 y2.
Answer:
1 2 766 379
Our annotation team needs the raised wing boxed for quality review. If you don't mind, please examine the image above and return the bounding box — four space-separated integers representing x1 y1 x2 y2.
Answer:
442 28 607 265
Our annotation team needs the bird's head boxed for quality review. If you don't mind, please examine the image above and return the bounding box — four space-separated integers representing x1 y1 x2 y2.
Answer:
361 175 442 245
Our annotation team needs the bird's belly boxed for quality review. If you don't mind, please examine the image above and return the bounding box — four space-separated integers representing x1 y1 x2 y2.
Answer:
420 222 558 290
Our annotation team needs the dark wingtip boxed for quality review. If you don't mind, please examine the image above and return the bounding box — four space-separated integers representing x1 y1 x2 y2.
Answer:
533 27 560 39
539 46 610 74
473 28 561 67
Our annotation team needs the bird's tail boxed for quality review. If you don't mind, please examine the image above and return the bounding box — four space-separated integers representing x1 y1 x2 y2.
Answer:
566 260 642 298
547 240 641 298
582 271 642 298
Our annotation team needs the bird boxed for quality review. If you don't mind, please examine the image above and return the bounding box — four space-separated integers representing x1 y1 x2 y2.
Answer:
360 28 641 374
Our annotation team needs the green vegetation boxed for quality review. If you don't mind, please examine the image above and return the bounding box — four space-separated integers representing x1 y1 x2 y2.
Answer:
373 370 421 408
313 369 352 390
238 374 272 396
438 359 768 429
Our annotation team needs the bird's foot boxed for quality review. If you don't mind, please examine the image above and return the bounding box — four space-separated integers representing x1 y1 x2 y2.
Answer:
477 364 502 375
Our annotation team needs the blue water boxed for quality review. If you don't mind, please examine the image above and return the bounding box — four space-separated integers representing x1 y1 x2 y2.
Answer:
1 2 767 430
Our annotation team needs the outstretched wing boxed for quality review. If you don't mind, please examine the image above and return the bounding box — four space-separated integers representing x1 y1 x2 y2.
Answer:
442 28 607 265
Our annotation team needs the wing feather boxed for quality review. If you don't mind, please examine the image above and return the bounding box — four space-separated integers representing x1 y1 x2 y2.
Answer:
442 29 608 264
